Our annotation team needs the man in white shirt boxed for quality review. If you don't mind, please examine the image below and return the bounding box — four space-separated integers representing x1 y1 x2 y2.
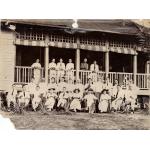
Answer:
56 58 66 82
31 59 41 84
49 58 57 81
66 59 74 81
89 60 99 83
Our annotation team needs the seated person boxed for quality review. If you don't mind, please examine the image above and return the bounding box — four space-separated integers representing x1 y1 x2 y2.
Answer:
45 87 57 112
22 85 30 108
70 88 82 112
6 84 17 111
111 85 124 111
32 86 42 112
99 89 111 113
57 86 69 111
83 88 98 114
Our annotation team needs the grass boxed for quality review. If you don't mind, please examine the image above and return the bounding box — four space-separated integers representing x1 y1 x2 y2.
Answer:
1 110 150 130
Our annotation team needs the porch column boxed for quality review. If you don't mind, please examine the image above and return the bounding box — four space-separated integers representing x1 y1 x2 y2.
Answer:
45 36 49 84
105 41 109 78
133 54 137 85
76 37 80 81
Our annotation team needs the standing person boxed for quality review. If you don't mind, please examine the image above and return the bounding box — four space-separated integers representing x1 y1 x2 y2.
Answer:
83 88 98 114
89 60 99 82
99 89 111 113
70 88 82 112
84 78 94 93
57 77 67 94
47 77 58 93
56 58 66 83
80 58 89 84
103 77 113 93
111 79 119 99
66 59 74 81
74 79 84 96
48 58 57 82
31 59 41 84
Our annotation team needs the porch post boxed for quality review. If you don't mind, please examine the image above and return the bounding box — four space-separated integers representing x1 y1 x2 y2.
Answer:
76 37 80 81
133 54 137 85
105 41 109 78
45 36 49 84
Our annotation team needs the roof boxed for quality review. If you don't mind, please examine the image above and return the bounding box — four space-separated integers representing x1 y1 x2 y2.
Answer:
1 19 142 35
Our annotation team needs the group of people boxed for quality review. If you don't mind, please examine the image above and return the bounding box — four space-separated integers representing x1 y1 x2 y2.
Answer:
31 58 101 84
2 73 139 115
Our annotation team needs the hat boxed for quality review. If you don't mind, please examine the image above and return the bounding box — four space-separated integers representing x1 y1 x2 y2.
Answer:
73 88 80 93
88 88 93 92
48 87 55 90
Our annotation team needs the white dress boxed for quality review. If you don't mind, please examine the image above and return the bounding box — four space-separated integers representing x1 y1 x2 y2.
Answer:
31 62 41 83
84 94 97 108
32 90 42 110
70 93 82 110
45 93 57 110
99 94 110 112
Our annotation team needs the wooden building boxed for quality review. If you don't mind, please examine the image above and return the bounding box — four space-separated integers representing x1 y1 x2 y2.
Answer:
0 19 150 95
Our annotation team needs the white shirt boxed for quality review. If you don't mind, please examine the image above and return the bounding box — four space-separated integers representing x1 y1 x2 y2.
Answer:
31 62 41 69
49 62 57 69
90 64 99 72
56 62 65 71
66 63 74 70
93 81 104 92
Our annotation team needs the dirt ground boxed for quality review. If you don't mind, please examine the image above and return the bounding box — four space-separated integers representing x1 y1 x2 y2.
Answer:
1 110 150 130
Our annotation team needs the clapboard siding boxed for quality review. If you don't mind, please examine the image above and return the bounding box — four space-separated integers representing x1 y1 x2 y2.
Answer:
0 30 16 91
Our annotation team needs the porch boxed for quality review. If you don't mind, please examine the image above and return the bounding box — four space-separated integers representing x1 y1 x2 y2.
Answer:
14 66 150 90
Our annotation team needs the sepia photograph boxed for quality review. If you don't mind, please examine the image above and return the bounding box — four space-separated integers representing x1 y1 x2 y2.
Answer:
0 19 150 130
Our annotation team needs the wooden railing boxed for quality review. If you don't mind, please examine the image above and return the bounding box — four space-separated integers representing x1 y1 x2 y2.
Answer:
14 66 44 84
14 66 150 89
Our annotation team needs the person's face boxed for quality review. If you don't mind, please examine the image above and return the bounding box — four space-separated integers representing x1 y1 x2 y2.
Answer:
63 87 66 92
51 78 55 83
69 59 72 63
60 59 63 63
36 86 40 91
94 61 97 64
103 91 106 94
36 59 39 63
115 80 118 84
52 59 55 63
84 58 87 63
61 77 65 82
49 89 53 93
23 86 26 91
88 79 92 84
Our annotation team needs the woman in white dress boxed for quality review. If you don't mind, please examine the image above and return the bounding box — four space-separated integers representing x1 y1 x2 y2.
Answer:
31 59 41 84
45 87 57 111
32 86 42 111
83 88 98 114
70 88 82 112
99 89 111 113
